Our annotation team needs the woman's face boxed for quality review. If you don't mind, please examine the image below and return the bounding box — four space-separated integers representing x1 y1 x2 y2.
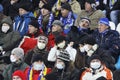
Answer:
12 76 22 80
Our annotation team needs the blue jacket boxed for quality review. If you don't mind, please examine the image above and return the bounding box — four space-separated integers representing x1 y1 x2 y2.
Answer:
93 29 120 57
13 12 34 36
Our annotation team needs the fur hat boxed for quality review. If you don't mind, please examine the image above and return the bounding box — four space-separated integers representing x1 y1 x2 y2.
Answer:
12 70 26 80
57 49 70 62
31 54 43 63
29 20 39 29
42 4 51 11
79 35 96 45
99 18 109 27
55 35 66 45
11 48 24 61
38 35 48 44
61 3 72 11
52 20 63 27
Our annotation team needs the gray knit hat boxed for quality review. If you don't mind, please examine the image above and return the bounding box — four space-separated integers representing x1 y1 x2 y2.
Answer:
11 47 24 61
52 20 63 27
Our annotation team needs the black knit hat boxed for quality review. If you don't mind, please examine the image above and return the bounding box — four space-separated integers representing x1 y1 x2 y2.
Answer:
88 54 102 64
85 0 95 4
31 54 43 63
80 17 91 24
57 49 70 62
61 3 72 11
42 4 51 11
79 35 96 45
19 2 33 11
29 20 39 29
55 35 66 45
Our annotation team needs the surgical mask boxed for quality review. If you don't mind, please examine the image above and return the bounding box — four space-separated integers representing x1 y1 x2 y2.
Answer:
37 43 46 50
84 45 90 52
10 1 16 5
79 47 85 52
56 63 65 69
2 26 10 33
10 55 17 62
57 42 65 49
33 63 43 71
90 62 101 69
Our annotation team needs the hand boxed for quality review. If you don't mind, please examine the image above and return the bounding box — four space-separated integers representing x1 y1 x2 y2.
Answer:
56 5 61 10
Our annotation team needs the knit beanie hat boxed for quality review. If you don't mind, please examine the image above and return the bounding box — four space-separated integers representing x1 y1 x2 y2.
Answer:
80 17 91 24
52 20 63 27
55 35 66 45
61 3 72 11
19 2 33 11
12 70 26 80
79 35 96 45
11 47 24 61
38 35 48 44
31 54 43 63
57 49 70 62
99 18 109 27
88 54 102 64
29 20 39 29
42 4 51 11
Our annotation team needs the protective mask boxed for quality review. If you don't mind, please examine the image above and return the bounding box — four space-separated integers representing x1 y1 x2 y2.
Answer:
84 45 90 52
37 42 46 50
57 42 65 49
56 63 65 69
10 1 16 5
90 62 101 69
33 63 43 71
2 26 10 33
79 47 85 52
10 55 17 62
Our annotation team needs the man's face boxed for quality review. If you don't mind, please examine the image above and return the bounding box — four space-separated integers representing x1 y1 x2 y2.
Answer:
52 25 62 32
61 8 69 17
85 2 92 11
98 23 108 33
41 8 50 16
79 19 90 28
28 25 38 34
19 8 28 16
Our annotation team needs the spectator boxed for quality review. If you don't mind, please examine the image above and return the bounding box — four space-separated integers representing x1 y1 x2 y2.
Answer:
47 20 65 50
75 0 105 30
13 2 34 36
2 48 28 80
38 4 54 34
24 54 51 80
19 19 42 54
80 54 113 80
12 70 26 80
60 3 75 34
24 35 49 67
92 17 120 62
45 49 73 80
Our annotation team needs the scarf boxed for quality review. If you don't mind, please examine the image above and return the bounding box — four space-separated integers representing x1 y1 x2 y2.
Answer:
28 65 47 80
38 13 54 34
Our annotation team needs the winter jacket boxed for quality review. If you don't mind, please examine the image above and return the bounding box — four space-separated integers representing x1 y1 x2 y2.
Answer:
92 29 120 60
75 10 105 30
2 62 28 80
24 47 50 67
80 65 113 80
13 12 34 36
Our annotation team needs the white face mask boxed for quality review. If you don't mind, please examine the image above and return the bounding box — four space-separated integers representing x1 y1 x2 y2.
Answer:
90 62 101 69
57 42 65 49
2 26 10 33
10 55 17 62
37 43 46 50
84 44 90 52
79 47 85 52
33 63 43 71
56 63 65 69
10 1 16 5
